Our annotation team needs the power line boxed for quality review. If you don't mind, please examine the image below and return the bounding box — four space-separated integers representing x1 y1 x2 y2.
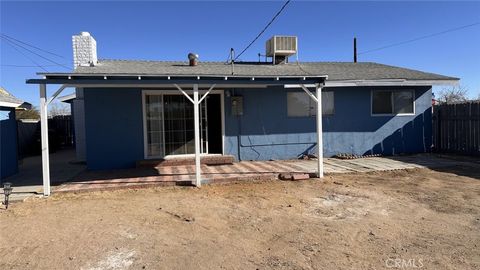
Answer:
234 0 291 61
1 37 49 72
1 64 60 67
0 35 71 70
359 22 480 55
0 33 66 59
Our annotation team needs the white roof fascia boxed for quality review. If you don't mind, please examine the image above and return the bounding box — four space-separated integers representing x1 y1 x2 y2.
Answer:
285 79 459 88
0 101 22 108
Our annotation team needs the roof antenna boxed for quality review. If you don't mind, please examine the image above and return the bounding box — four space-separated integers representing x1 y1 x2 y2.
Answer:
353 37 357 63
230 48 235 75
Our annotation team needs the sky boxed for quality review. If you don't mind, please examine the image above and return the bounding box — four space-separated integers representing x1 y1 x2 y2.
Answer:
1 1 479 106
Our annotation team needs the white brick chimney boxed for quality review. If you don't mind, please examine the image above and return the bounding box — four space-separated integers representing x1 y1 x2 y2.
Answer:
72 32 97 68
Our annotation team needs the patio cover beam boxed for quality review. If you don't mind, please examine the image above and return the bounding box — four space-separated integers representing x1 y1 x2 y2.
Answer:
47 85 67 105
300 84 318 103
199 84 216 103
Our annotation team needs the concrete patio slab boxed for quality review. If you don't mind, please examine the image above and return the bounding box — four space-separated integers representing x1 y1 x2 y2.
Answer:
2 148 86 202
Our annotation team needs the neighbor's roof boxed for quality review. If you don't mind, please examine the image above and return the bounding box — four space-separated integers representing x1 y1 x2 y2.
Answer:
0 86 23 107
68 60 458 82
58 93 76 103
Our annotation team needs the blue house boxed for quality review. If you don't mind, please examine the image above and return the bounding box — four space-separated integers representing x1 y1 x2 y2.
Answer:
27 33 458 193
0 87 22 181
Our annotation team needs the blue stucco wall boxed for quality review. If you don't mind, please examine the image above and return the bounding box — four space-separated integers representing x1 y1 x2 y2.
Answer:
0 107 19 180
84 88 144 170
225 86 432 161
83 86 432 169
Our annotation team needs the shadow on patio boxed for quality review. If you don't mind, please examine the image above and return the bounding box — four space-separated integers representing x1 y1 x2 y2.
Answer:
386 154 480 180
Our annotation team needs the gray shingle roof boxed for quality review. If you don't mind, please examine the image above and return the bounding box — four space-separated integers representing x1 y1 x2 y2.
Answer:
0 86 23 107
72 59 458 81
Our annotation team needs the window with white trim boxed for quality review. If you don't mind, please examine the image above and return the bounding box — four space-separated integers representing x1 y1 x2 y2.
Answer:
287 91 334 117
372 90 414 115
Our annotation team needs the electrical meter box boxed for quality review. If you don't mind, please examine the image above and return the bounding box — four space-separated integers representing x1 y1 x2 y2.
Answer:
231 96 243 116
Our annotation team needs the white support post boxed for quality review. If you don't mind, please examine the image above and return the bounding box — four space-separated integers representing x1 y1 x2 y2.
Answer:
193 84 202 187
40 84 51 196
173 83 216 187
316 84 324 178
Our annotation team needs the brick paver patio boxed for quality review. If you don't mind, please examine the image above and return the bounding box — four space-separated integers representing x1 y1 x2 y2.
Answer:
53 156 445 193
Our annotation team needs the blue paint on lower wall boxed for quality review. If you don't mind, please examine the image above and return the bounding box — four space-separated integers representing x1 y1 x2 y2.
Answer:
0 107 19 180
84 88 144 170
83 86 432 170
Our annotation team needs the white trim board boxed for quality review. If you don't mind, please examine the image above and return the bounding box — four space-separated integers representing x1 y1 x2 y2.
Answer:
0 101 22 108
141 89 225 160
285 79 458 88
60 84 269 89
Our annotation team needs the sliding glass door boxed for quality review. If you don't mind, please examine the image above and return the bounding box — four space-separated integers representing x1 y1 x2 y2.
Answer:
145 93 207 158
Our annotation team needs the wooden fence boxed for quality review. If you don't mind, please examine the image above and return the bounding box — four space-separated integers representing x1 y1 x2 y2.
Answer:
48 115 74 148
17 115 74 158
433 101 480 156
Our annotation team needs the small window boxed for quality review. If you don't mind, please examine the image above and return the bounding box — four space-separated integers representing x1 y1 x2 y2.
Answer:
372 90 414 115
287 91 334 117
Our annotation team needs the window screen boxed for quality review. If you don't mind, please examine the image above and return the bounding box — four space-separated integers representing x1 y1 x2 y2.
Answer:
372 91 393 114
393 91 414 114
287 92 311 117
372 90 414 115
287 91 334 117
322 91 334 115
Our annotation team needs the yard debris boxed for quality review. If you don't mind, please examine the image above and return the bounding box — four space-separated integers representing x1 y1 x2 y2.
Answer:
278 173 310 181
160 208 195 222
334 153 382 159
333 181 343 185
299 154 317 160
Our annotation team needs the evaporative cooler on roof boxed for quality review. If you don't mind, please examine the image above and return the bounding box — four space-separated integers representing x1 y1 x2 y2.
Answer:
265 36 298 64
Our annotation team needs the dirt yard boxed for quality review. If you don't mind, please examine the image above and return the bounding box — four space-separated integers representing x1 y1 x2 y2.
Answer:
1 166 479 270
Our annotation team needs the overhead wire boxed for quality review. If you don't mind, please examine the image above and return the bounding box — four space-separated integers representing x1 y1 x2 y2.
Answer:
1 33 66 59
1 37 49 72
359 22 480 55
1 64 60 67
234 0 291 61
0 35 71 70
